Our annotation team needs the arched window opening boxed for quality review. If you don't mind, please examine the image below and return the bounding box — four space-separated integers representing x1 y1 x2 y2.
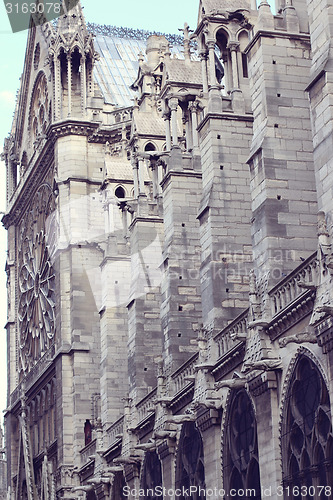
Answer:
282 356 333 497
144 142 156 152
175 422 205 500
239 31 249 79
87 491 97 500
214 45 224 85
215 30 229 92
84 419 92 446
115 186 126 199
224 390 261 499
60 50 67 90
141 451 162 499
71 49 81 90
242 53 248 78
112 472 127 500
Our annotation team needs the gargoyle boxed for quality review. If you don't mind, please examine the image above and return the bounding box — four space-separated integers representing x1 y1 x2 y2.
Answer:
153 430 177 440
113 455 142 465
105 466 123 473
316 304 333 316
134 439 156 451
72 486 93 493
192 399 221 410
243 358 282 372
279 332 317 347
165 414 196 425
214 378 246 390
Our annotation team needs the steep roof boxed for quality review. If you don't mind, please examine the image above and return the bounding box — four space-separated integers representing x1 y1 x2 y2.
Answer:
201 0 251 13
88 24 187 108
166 59 202 85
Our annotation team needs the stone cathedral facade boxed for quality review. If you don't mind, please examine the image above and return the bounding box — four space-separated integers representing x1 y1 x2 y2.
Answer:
2 0 333 498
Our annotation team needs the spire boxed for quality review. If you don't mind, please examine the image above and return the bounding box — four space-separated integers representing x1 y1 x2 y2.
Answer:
57 0 87 36
178 23 192 62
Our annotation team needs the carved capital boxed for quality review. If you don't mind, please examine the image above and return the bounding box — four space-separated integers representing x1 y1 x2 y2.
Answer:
228 41 240 52
168 97 179 111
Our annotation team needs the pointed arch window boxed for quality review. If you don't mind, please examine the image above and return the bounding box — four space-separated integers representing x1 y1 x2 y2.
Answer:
215 30 229 93
141 451 162 499
224 390 261 499
175 422 205 499
282 356 333 497
112 472 127 500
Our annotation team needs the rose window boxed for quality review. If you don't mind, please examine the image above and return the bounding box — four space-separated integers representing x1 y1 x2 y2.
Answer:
18 183 56 374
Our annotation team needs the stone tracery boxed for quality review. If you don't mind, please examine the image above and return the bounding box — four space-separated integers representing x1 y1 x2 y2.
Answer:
29 72 50 146
223 390 261 499
18 183 56 374
282 356 333 493
175 422 205 499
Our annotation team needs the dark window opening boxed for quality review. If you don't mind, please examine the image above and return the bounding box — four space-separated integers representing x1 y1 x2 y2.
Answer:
115 186 126 199
282 357 333 496
242 53 248 78
141 451 162 500
84 419 92 446
175 422 205 500
224 390 261 499
144 142 156 152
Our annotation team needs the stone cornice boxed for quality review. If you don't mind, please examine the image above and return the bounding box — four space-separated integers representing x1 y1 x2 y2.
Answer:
49 119 99 139
268 291 315 341
316 317 333 353
168 383 195 413
244 29 311 55
211 343 246 381
197 111 253 133
160 169 202 189
247 370 278 397
196 408 221 432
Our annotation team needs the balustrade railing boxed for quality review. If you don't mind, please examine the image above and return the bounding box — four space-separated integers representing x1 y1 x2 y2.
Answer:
136 388 157 424
269 252 317 317
214 310 249 358
80 439 96 465
105 417 124 447
171 353 198 394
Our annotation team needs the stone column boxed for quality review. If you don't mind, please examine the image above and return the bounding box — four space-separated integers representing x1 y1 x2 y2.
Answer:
157 161 163 196
67 51 72 117
163 113 172 151
54 54 61 120
150 160 158 199
228 42 240 90
207 41 217 88
131 155 139 198
189 101 199 149
138 156 146 195
200 50 209 94
157 440 177 500
183 109 192 152
248 371 282 492
80 55 87 115
221 51 231 94
169 98 179 147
